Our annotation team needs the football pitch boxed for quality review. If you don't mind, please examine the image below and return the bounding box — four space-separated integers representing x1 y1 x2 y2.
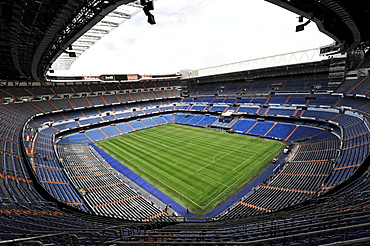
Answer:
96 124 285 217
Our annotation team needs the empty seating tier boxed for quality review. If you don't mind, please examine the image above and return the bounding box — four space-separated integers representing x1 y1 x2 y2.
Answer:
1 74 370 244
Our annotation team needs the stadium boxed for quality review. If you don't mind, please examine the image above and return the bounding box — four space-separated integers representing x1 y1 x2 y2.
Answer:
0 0 370 245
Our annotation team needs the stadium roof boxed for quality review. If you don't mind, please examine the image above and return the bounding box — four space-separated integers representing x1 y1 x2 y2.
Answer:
0 0 135 82
267 0 370 50
0 0 369 83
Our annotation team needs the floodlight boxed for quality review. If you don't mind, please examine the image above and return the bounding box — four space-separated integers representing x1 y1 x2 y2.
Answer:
295 20 311 32
296 24 305 32
68 52 76 57
142 1 156 25
147 12 155 25
143 6 150 16
146 0 154 10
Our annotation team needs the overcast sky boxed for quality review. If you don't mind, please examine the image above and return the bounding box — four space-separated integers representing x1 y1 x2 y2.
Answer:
65 0 334 76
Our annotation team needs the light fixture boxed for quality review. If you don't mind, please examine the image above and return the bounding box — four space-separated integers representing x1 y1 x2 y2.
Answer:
296 13 313 32
141 0 155 25
63 50 77 57
147 12 155 25
146 1 154 10
296 20 311 32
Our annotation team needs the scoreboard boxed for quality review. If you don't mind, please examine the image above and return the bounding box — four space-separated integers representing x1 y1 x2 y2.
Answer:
47 73 181 82
100 74 139 81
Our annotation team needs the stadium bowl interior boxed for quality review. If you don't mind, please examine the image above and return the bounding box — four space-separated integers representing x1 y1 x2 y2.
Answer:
1 0 370 245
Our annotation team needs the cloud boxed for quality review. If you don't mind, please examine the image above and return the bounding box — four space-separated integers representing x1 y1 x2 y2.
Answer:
67 0 333 76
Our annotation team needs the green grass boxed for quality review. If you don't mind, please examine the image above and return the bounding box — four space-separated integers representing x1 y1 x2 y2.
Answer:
96 124 285 217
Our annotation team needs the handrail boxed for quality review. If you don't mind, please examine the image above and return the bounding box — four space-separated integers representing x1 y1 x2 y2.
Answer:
110 221 370 245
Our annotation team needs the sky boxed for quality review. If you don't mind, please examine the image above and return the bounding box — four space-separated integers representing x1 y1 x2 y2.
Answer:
64 0 334 76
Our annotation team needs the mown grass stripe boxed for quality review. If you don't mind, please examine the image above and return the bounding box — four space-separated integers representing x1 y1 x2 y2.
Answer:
96 124 285 216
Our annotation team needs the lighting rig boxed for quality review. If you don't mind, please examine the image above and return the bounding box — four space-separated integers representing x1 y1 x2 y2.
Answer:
140 0 156 25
